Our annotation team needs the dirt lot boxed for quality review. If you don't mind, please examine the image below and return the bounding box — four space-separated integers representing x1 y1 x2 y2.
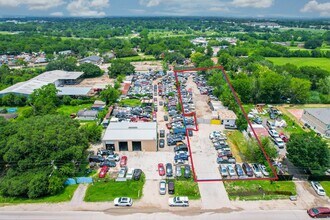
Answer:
72 74 114 88
132 61 163 72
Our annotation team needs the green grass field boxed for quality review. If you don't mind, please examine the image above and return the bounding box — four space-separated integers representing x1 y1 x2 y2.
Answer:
266 57 330 71
56 104 92 116
174 178 200 200
320 181 330 196
0 185 78 204
224 180 296 201
84 175 145 202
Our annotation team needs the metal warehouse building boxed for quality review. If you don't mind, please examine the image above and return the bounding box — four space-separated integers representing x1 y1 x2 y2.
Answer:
102 122 158 152
301 108 330 138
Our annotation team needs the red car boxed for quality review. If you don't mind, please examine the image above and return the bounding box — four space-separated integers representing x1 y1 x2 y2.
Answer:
158 163 165 176
279 132 289 143
307 207 330 218
120 156 127 167
99 166 109 178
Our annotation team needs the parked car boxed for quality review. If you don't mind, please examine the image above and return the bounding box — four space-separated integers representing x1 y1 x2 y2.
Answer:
159 139 165 148
307 207 330 218
97 149 113 156
219 164 228 178
98 166 109 178
159 180 167 195
158 163 165 176
106 153 120 162
168 196 189 207
188 130 193 137
227 165 237 177
89 155 104 163
269 112 276 119
266 120 276 130
268 129 280 138
175 165 182 177
251 163 263 177
216 156 236 164
160 130 165 138
126 168 135 180
174 145 188 152
174 153 189 162
133 169 142 180
279 132 289 143
99 160 116 167
120 156 128 167
242 163 254 177
168 180 175 194
274 137 285 149
235 164 244 177
118 166 127 178
166 163 173 177
184 165 191 178
164 115 169 121
259 164 270 176
311 181 326 196
114 197 133 207
253 117 263 125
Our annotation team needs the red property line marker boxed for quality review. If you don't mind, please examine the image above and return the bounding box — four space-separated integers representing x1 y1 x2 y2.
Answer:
173 66 279 182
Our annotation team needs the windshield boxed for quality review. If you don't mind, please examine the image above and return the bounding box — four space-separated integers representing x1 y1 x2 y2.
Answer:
312 208 319 214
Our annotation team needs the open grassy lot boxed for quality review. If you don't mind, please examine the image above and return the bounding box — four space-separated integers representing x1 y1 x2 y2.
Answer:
320 181 330 196
56 104 92 116
84 175 145 202
266 57 330 71
119 99 141 107
224 180 296 201
174 177 200 200
120 54 156 62
0 185 78 204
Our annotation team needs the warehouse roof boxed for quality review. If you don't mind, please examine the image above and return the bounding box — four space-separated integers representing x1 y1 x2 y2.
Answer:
103 122 157 141
57 87 92 96
304 108 330 124
218 109 237 120
0 70 84 96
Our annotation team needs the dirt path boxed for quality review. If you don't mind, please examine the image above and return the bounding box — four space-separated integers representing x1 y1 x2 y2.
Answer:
70 184 88 206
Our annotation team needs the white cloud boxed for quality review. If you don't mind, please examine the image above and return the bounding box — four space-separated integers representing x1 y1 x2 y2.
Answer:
67 0 109 17
139 0 162 7
231 0 273 8
0 0 64 10
50 11 64 17
301 0 330 16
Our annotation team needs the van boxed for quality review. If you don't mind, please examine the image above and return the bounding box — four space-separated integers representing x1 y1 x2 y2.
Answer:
168 180 175 194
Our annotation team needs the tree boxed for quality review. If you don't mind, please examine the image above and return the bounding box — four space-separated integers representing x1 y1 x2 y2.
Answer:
46 57 77 72
80 123 102 143
29 84 59 115
287 133 329 174
79 63 102 78
100 85 120 105
304 39 323 49
289 78 311 103
190 52 205 66
108 60 135 78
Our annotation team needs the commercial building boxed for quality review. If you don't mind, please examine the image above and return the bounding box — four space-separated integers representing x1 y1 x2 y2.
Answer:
0 70 85 97
102 122 157 152
218 109 237 127
301 108 330 138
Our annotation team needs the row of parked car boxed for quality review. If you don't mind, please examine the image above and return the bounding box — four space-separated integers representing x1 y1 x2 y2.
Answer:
219 163 269 178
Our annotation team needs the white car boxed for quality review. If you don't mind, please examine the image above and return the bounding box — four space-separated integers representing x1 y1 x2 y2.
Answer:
251 163 263 178
311 181 326 196
159 180 166 195
227 165 237 177
259 164 269 176
114 197 133 206
175 165 182 177
268 129 279 138
274 137 285 148
126 168 135 180
168 196 189 207
107 154 120 162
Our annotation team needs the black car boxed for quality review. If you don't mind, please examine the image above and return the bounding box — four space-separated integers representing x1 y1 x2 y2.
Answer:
242 162 254 177
188 130 193 137
159 139 165 148
164 115 169 121
97 149 114 156
166 163 173 177
89 155 104 163
184 165 191 178
99 160 116 167
160 130 165 138
174 145 188 152
133 169 142 180
168 180 175 194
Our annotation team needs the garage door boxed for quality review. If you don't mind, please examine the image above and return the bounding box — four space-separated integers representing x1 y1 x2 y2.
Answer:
119 142 128 151
132 141 142 151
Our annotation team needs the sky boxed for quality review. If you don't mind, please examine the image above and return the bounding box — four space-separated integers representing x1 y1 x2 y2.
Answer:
0 0 329 18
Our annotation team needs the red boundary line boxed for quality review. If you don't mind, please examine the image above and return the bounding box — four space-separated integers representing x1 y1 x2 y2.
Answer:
173 66 279 182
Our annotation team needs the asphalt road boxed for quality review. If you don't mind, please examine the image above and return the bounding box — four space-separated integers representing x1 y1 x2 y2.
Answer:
0 210 311 220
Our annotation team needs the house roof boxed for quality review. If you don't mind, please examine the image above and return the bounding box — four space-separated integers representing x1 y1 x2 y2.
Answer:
102 122 157 141
218 109 237 120
77 110 98 117
0 70 84 96
57 87 92 96
80 55 102 63
248 124 269 137
304 108 330 124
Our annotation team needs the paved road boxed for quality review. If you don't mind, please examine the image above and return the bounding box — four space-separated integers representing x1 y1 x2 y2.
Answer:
0 210 310 220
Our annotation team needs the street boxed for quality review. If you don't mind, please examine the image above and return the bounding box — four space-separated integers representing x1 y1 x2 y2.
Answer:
0 210 311 220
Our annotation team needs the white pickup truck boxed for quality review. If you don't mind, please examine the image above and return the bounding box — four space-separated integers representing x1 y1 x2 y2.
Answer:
168 196 189 207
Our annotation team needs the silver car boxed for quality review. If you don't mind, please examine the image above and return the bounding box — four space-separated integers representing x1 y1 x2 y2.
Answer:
159 180 166 195
175 165 182 177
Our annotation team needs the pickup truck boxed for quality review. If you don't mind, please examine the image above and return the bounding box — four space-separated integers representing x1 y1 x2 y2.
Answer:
168 196 189 207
